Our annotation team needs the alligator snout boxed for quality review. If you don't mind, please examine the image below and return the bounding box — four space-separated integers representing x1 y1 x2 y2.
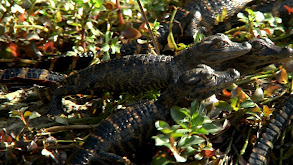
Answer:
228 68 240 79
242 41 252 51
283 46 293 55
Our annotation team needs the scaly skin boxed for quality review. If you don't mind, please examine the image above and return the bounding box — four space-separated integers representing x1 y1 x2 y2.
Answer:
0 68 65 85
71 64 240 164
48 34 251 115
248 94 293 165
121 0 253 55
218 37 293 75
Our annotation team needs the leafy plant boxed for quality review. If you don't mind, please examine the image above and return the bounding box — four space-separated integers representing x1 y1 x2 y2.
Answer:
152 100 223 163
226 8 285 40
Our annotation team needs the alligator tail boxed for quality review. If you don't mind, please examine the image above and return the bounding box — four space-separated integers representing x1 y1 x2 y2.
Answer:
248 95 293 165
71 101 167 164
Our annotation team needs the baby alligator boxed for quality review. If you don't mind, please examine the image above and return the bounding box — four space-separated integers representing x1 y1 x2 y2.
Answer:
48 34 251 115
248 94 293 165
218 37 293 75
71 64 240 164
120 0 252 55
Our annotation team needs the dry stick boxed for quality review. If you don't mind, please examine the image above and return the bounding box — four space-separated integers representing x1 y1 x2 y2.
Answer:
136 0 160 55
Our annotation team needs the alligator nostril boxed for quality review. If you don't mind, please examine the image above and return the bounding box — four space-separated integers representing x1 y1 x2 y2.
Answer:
284 46 293 53
242 42 252 49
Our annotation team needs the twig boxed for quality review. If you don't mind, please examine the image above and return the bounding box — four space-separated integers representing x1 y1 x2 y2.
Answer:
240 127 251 155
14 25 49 32
43 124 99 132
116 0 125 25
136 0 160 55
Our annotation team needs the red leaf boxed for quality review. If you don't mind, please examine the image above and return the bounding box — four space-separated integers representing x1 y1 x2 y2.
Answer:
18 13 26 22
261 28 271 36
8 43 19 57
44 41 55 53
0 130 14 142
232 31 242 37
203 149 215 158
284 5 293 14
222 89 232 97
276 68 288 84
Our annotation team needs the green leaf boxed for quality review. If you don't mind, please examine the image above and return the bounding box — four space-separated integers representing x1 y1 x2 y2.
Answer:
203 123 223 134
240 100 255 108
152 156 174 165
152 134 170 147
237 12 248 23
102 51 110 61
193 126 207 134
155 121 173 134
173 151 187 162
190 100 200 116
254 11 265 22
231 97 239 111
182 146 197 157
170 132 185 138
191 113 204 128
101 44 110 52
178 135 205 147
174 129 190 134
171 106 188 126
215 101 233 111
155 120 170 130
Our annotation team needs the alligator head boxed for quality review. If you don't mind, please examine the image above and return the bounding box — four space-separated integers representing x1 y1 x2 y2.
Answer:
196 34 252 63
161 64 240 108
230 37 293 74
174 34 252 71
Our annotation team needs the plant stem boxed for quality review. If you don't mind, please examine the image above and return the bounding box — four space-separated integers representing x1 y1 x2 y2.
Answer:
136 0 160 55
168 7 178 51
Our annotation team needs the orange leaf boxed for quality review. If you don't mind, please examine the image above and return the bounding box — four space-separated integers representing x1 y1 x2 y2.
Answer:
139 22 154 33
261 28 271 35
103 1 115 9
284 5 293 14
18 13 26 22
0 130 14 142
232 31 242 37
203 149 215 158
222 89 232 97
264 84 280 97
44 41 55 53
8 43 19 57
263 105 274 117
235 87 247 102
276 68 288 84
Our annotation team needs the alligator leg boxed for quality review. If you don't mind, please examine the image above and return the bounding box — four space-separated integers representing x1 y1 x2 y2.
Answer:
48 84 93 115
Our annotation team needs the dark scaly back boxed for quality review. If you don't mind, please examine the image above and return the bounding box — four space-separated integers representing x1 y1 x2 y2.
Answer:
121 0 252 55
71 64 240 164
48 34 250 115
248 94 293 165
55 54 174 94
182 0 253 34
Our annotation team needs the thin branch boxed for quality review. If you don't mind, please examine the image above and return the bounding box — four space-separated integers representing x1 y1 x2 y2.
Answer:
116 0 125 25
136 0 160 55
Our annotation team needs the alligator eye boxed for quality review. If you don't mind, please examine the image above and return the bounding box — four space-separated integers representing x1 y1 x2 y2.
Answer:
253 42 265 50
213 40 227 48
